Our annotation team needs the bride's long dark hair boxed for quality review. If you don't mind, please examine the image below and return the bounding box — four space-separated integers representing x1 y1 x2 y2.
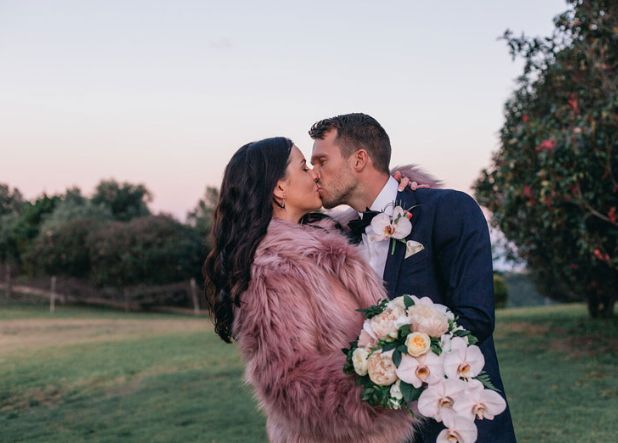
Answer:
203 137 293 342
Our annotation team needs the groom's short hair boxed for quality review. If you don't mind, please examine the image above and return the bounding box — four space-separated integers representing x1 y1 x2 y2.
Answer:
308 113 391 174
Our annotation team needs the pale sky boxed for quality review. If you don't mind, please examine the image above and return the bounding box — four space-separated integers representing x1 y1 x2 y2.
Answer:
0 0 566 220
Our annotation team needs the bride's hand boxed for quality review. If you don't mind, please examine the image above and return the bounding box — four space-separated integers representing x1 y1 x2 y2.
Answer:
392 170 432 192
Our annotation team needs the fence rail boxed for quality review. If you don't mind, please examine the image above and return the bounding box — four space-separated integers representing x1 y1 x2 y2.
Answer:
0 276 205 316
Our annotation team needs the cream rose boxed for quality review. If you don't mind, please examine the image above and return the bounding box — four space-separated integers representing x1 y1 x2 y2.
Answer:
352 347 370 376
405 331 431 357
388 297 407 315
408 304 449 337
370 309 400 341
367 350 398 386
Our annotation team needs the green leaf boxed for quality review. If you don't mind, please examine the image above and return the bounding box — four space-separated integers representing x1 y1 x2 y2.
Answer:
403 294 414 308
452 329 479 345
430 337 443 355
393 349 402 367
475 372 501 392
398 324 411 338
381 341 398 352
357 299 389 319
400 381 422 403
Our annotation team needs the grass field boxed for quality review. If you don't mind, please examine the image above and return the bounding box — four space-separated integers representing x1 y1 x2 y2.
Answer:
0 302 616 442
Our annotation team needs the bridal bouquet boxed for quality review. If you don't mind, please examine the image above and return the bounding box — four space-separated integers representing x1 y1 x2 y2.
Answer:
343 295 506 443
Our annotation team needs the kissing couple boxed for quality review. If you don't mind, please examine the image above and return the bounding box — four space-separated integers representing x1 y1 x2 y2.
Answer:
204 113 517 443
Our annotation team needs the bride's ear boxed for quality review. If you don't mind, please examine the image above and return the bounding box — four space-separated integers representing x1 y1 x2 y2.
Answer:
273 181 286 199
272 181 287 209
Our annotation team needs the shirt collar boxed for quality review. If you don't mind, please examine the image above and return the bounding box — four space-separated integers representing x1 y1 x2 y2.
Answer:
359 176 399 217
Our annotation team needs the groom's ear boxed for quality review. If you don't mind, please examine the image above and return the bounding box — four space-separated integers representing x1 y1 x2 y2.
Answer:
350 149 369 172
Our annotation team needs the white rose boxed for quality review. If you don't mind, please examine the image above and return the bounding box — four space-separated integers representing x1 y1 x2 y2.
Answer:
390 380 403 400
352 347 370 376
432 302 455 321
408 304 449 337
389 380 404 409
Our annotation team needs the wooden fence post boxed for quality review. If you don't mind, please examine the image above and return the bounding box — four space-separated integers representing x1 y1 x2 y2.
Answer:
190 278 200 315
50 276 57 313
123 288 129 312
5 262 12 298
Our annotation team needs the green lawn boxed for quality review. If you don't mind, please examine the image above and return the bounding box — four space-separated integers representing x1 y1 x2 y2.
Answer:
0 302 616 442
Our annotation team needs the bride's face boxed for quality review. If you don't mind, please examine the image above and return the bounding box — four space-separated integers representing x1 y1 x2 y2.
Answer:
276 146 322 215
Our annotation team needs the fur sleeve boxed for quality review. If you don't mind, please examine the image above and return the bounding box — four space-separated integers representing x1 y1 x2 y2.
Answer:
238 257 415 442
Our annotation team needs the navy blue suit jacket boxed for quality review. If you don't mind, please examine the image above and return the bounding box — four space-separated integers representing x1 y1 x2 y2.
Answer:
381 188 516 443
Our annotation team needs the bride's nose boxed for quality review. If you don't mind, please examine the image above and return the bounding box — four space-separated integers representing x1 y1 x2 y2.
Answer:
310 169 319 182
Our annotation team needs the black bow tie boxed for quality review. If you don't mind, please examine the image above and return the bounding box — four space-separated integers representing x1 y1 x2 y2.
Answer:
347 209 380 244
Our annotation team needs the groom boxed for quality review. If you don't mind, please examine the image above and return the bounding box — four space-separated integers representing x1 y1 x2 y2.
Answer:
309 113 516 443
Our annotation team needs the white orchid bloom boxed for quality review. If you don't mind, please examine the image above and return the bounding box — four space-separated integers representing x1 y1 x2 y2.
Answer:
453 379 507 421
396 352 445 389
437 414 478 443
369 207 412 241
444 337 485 380
417 378 467 422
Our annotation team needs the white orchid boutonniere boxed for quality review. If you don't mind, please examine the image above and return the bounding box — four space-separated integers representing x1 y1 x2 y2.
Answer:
369 204 425 258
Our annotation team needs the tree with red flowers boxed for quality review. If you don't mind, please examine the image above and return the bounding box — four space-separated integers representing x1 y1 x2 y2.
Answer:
474 0 617 317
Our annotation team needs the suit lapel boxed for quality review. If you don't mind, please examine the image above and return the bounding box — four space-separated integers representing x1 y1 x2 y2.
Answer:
383 190 420 299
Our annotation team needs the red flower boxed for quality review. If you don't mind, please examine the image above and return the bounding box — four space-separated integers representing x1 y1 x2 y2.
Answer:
522 114 529 123
568 95 579 113
536 139 556 152
569 264 578 270
609 207 616 224
523 185 533 199
593 248 610 262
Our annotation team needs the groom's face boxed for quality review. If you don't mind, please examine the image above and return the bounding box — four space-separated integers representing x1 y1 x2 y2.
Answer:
311 129 357 209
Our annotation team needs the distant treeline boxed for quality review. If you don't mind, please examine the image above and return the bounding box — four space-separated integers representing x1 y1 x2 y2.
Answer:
0 181 218 293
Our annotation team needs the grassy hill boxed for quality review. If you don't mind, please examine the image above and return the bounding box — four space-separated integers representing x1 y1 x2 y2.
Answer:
0 302 616 442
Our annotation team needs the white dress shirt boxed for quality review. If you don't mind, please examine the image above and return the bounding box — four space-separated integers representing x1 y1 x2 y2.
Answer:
358 176 399 278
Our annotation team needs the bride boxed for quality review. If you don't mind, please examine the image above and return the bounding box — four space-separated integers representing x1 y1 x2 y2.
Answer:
204 137 421 443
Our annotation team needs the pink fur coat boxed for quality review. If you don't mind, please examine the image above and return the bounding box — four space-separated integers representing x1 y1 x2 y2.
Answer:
233 219 419 443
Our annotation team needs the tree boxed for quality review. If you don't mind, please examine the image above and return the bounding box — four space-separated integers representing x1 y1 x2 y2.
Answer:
0 183 25 266
187 186 219 247
26 218 105 279
0 183 24 216
91 179 152 221
41 187 112 231
88 215 203 287
0 194 61 267
474 0 617 317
